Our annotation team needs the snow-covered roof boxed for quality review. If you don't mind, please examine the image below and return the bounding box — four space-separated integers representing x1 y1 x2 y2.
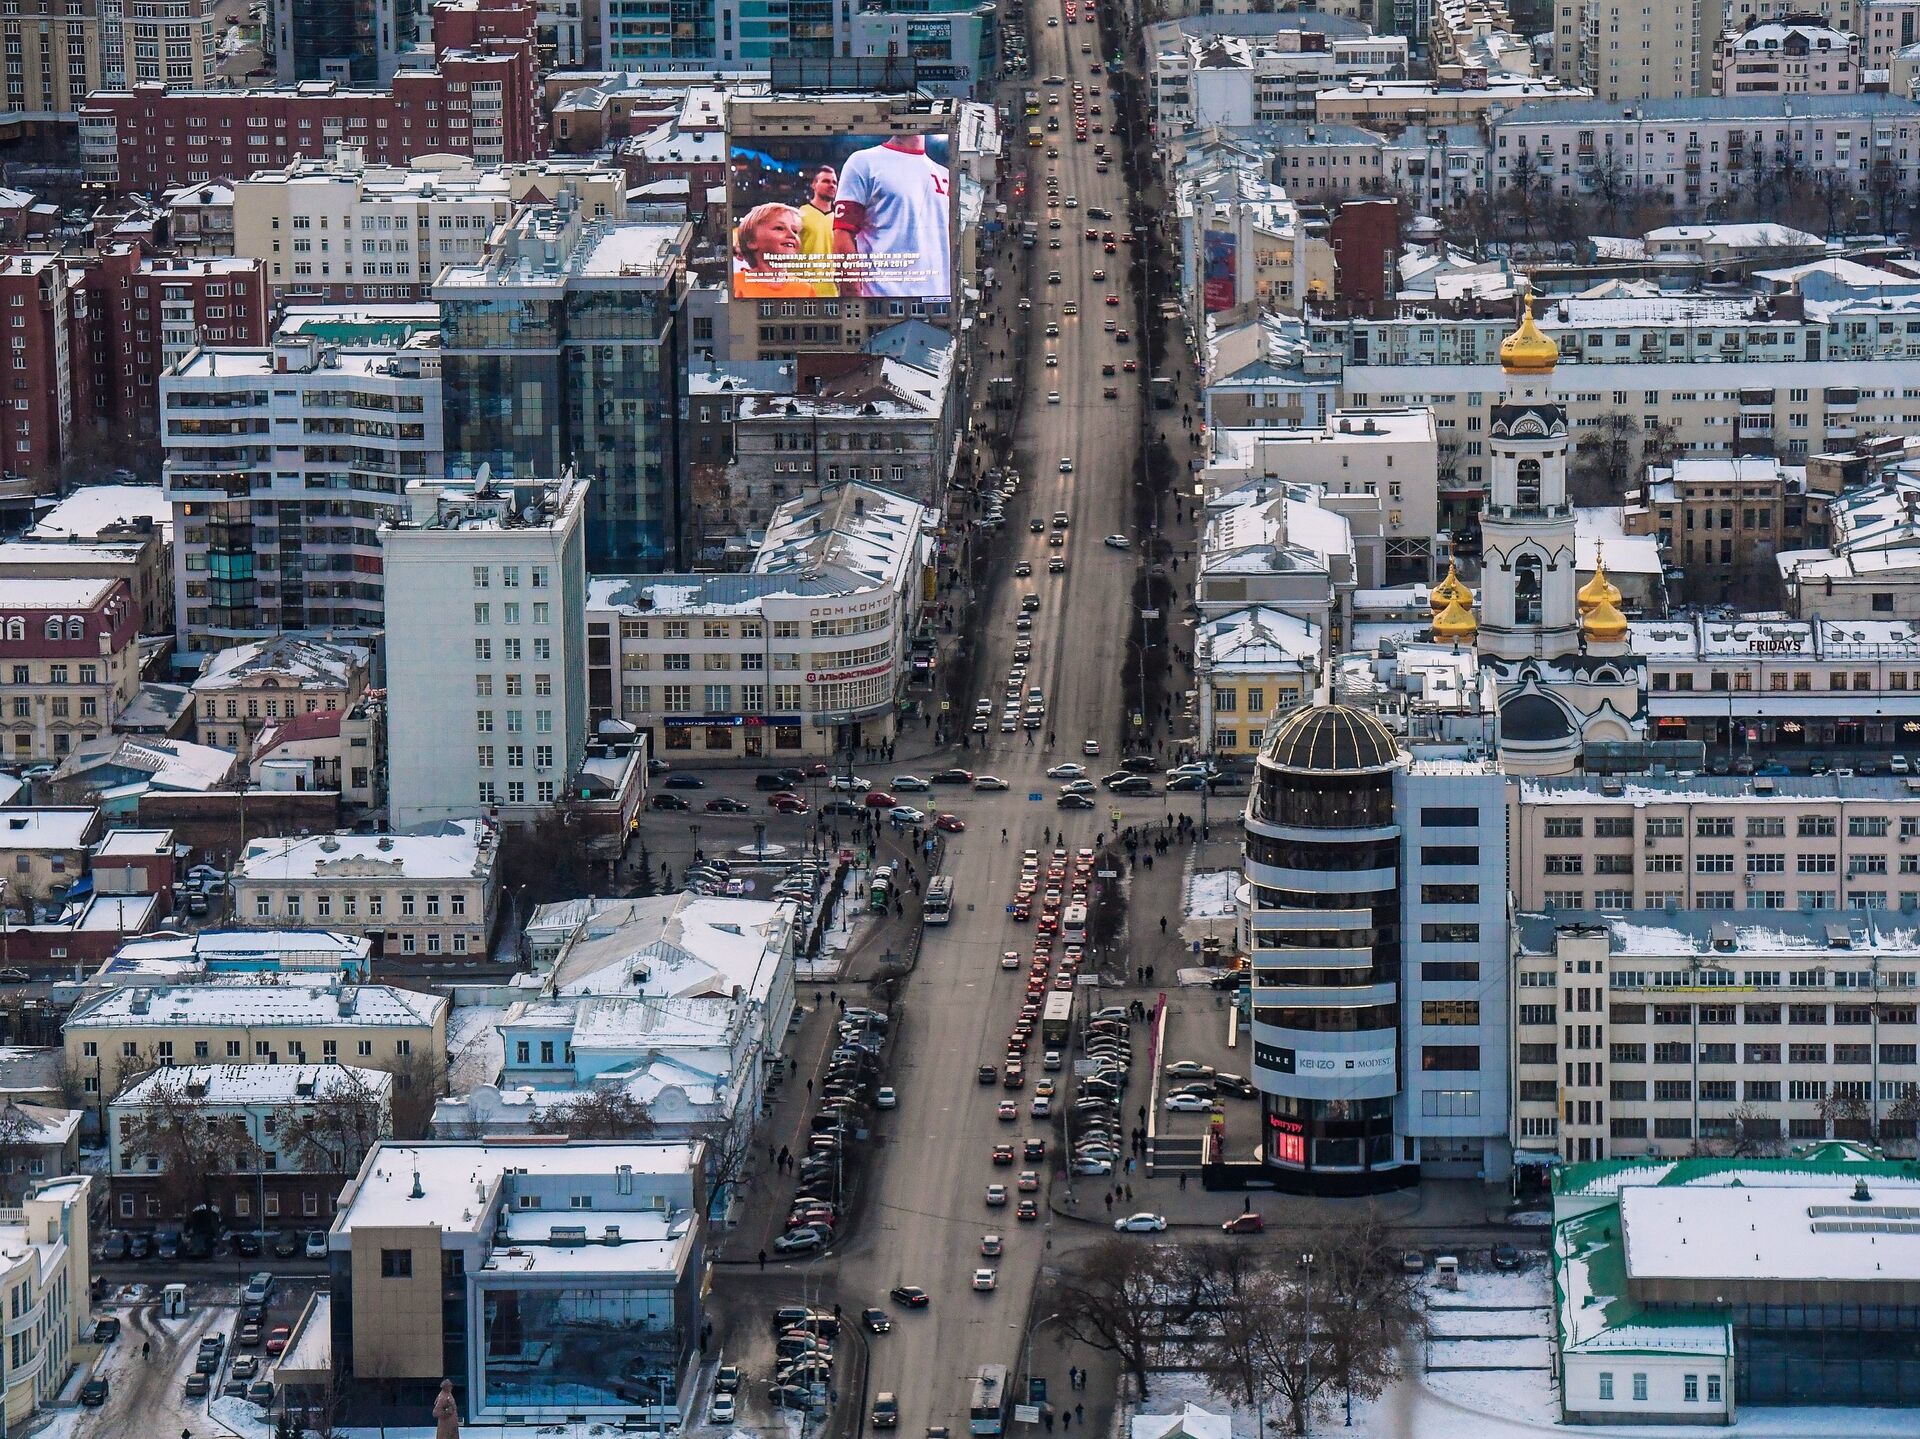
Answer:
0 577 117 610
1131 1404 1233 1439
1515 907 1920 960
55 735 237 794
193 634 371 691
27 484 171 543
107 927 372 968
67 979 445 1031
113 1062 391 1107
1197 605 1321 671
1623 1180 1920 1286
544 892 794 1010
235 818 496 883
0 808 97 852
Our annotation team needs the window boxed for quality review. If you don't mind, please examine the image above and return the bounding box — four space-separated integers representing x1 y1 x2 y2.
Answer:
380 1248 412 1278
1684 1375 1698 1404
1598 1374 1614 1402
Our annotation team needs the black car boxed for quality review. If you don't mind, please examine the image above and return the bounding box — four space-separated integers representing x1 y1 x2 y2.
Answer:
273 1230 301 1259
650 793 691 811
863 1307 892 1333
80 1379 109 1407
978 1064 998 1085
1492 1242 1525 1270
93 1317 121 1343
888 1285 930 1307
756 773 793 791
930 769 974 785
128 1231 154 1260
154 1232 180 1262
1121 756 1159 773
232 1232 261 1258
705 796 749 813
100 1230 129 1261
664 774 706 789
1057 794 1096 809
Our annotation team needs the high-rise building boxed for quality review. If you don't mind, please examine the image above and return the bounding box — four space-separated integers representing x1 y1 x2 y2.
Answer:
160 314 445 649
1554 0 1706 100
269 0 422 85
436 204 691 570
380 470 591 828
1238 704 1510 1191
0 0 104 135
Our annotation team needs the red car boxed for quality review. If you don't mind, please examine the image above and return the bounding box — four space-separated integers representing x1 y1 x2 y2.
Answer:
1222 1212 1265 1235
771 795 809 814
863 790 898 809
935 813 966 833
265 1326 291 1356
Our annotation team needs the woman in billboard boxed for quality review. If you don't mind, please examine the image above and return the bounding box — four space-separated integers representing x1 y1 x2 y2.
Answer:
732 202 817 298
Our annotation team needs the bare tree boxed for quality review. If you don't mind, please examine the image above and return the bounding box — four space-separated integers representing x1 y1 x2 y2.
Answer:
278 1069 391 1174
116 1072 260 1218
1503 146 1551 240
1819 1085 1873 1140
1318 1210 1425 1416
1056 1238 1173 1398
1701 1103 1783 1158
532 1088 656 1140
1581 147 1634 227
0 1102 41 1203
694 1111 759 1215
383 1048 449 1141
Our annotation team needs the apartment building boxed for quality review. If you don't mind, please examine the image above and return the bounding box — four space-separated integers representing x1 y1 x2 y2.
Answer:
1382 125 1492 213
1778 467 1920 618
1514 910 1920 1164
232 148 627 304
1193 606 1318 758
1428 0 1537 80
1631 454 1812 598
1149 32 1408 134
161 316 444 649
1492 94 1920 210
63 978 448 1104
107 1063 392 1226
233 820 502 961
0 1178 90 1432
77 0 540 194
1553 0 1706 101
1202 313 1342 433
0 808 101 907
435 206 690 571
116 0 223 88
189 634 373 757
1510 771 1920 913
1717 18 1861 95
1314 77 1591 134
380 471 592 828
586 480 931 760
0 579 140 765
0 0 104 132
1260 123 1389 202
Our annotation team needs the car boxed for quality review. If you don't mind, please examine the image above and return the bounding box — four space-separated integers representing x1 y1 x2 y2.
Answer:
650 792 690 811
863 791 898 809
1046 762 1086 780
876 1086 898 1108
243 1271 275 1304
1017 1169 1041 1192
932 768 974 785
1114 1212 1168 1233
1059 457 1074 473
978 1064 998 1085
1073 1157 1113 1175
709 1393 737 1424
992 1142 1015 1165
985 1182 1009 1206
1492 1242 1526 1270
768 1385 817 1411
972 1268 998 1291
230 1355 260 1381
1059 780 1097 796
890 1284 931 1307
1103 534 1131 549
827 774 872 792
774 1228 827 1254
663 773 706 789
930 812 965 835
1058 794 1095 810
237 1322 262 1347
1222 1212 1265 1235
1048 271 1062 283
1083 739 1102 756
704 796 750 813
888 805 926 826
872 1393 900 1429
80 1378 109 1407
1165 1059 1214 1079
262 1325 291 1356
304 1230 326 1259
996 1100 1019 1121
862 1306 892 1333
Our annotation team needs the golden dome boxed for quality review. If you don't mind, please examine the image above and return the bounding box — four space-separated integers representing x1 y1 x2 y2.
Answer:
1499 292 1559 375
1432 596 1478 641
1429 561 1474 614
1583 597 1629 644
1576 559 1622 616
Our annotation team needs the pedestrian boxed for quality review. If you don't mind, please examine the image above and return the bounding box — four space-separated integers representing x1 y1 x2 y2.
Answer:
1076 1405 1084 1422
1179 1173 1187 1191
1125 1184 1133 1202
806 1077 813 1095
1069 1366 1078 1389
1104 1193 1113 1212
1159 916 1167 935
758 1249 768 1270
1044 1414 1055 1433
143 1340 151 1361
1062 1415 1071 1432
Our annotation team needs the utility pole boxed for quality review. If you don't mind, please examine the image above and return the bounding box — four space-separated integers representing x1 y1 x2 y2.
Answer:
1299 1250 1315 1438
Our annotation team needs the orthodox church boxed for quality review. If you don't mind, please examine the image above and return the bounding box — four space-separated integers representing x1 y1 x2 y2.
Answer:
1426 293 1648 776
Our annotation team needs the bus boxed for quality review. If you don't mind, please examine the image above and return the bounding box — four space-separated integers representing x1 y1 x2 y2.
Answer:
870 864 895 913
924 875 955 925
1061 902 1088 946
1026 126 1043 147
1023 89 1040 115
1041 989 1075 1047
968 1364 1010 1437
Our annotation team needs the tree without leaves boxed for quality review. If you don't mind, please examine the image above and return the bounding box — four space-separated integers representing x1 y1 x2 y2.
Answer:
1056 1238 1172 1398
532 1087 656 1140
1819 1086 1873 1140
277 1069 391 1175
116 1072 260 1218
0 1102 42 1203
1317 1209 1426 1415
383 1047 449 1141
1503 146 1550 241
1700 1103 1783 1159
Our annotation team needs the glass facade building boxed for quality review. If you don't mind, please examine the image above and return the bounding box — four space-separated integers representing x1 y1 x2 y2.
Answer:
438 207 690 571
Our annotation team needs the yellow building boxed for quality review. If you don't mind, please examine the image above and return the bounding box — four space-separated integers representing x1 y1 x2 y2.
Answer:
0 1176 92 1431
63 979 447 1107
1194 606 1320 758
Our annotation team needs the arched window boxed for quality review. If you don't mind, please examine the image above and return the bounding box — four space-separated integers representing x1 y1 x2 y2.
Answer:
43 617 60 641
1515 555 1543 625
66 616 84 640
4 617 20 641
1516 458 1542 509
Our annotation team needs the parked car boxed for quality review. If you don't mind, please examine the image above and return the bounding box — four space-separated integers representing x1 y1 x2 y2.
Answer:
80 1379 109 1407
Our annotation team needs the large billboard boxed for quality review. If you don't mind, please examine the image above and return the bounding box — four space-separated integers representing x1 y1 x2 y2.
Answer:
1203 229 1237 313
730 133 953 302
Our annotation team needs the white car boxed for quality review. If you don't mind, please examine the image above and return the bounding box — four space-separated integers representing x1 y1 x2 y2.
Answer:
974 775 1009 791
1047 763 1086 779
1103 534 1131 549
1083 739 1102 756
1059 457 1075 473
1114 1213 1168 1233
709 1394 737 1424
892 775 931 791
1074 1157 1113 1176
973 1268 998 1290
1031 1095 1053 1116
1164 1093 1213 1112
1002 950 1022 970
981 1234 1004 1257
828 774 872 792
876 1086 898 1109
888 806 926 826
1048 391 1062 405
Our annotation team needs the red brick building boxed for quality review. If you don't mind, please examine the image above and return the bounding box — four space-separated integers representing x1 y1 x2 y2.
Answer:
78 0 542 196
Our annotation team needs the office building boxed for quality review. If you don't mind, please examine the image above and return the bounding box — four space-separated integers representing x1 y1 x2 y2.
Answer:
268 0 422 85
328 1139 706 1428
437 205 690 570
1517 911 1920 1167
1237 703 1509 1191
160 314 444 649
380 470 592 827
587 480 932 760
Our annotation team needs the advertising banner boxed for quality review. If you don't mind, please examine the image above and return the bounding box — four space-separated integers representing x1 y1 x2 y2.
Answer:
730 133 953 302
1203 228 1237 313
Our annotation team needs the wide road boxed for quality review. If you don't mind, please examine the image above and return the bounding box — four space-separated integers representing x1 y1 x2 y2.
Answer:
823 2 1162 1433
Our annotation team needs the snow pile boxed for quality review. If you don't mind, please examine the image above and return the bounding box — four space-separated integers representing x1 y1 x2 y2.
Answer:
1184 871 1238 919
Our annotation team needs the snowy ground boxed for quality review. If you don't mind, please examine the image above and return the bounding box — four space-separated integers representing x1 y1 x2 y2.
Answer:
447 1002 506 1093
1183 870 1239 919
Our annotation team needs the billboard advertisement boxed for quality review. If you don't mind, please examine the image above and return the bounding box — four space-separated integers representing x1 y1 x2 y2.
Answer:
730 133 953 302
1203 228 1237 313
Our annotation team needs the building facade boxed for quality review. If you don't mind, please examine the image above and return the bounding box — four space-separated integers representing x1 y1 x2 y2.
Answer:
0 1178 91 1433
0 578 140 765
190 634 372 758
381 471 592 827
1717 18 1861 96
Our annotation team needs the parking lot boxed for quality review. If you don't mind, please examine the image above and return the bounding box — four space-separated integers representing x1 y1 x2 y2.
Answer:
1148 983 1261 1168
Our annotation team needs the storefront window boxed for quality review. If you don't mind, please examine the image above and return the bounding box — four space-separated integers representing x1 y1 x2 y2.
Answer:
704 727 734 750
664 728 693 750
479 1283 681 1415
774 726 802 750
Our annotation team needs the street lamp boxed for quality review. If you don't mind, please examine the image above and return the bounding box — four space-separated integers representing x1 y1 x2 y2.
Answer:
1299 1251 1315 1438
